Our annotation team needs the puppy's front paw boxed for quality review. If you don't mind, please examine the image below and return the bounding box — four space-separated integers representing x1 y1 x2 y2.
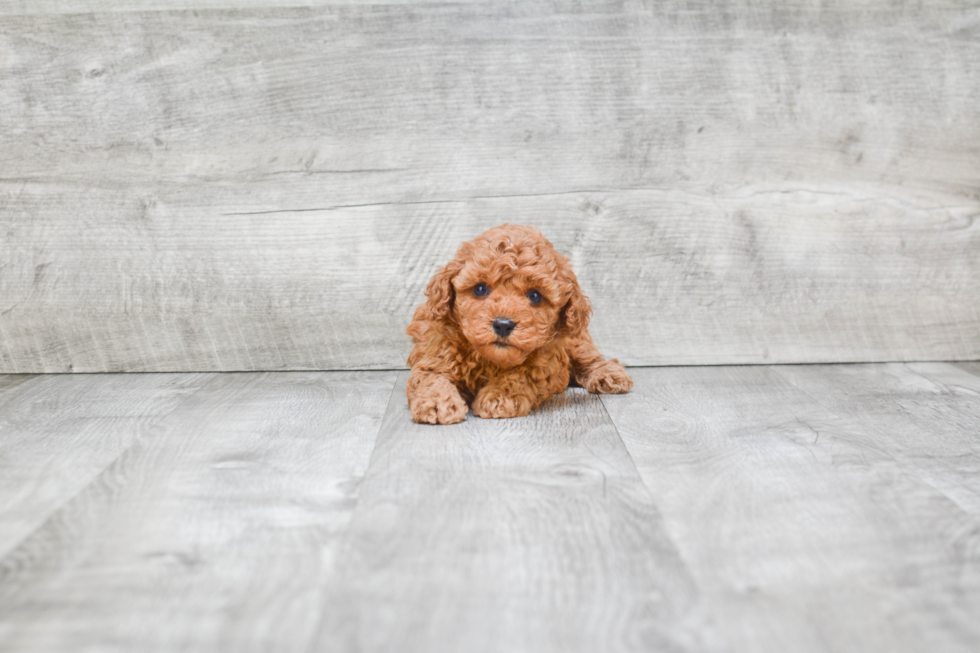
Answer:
410 378 468 425
472 387 532 419
581 360 633 394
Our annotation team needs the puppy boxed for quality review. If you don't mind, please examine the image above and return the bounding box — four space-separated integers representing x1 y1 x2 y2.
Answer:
406 224 632 424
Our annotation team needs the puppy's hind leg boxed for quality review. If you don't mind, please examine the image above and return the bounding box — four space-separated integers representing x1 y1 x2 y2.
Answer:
406 370 469 424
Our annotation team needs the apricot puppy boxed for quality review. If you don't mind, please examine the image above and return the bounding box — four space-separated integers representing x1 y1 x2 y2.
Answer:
406 224 632 424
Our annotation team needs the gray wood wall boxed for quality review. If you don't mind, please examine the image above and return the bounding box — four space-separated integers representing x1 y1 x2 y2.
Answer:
1 1 978 372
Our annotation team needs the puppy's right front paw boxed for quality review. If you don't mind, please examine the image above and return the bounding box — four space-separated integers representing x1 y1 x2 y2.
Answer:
410 383 468 425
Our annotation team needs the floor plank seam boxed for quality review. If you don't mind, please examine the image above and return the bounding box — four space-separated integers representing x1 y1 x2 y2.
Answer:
0 373 218 564
596 392 648 485
327 369 403 536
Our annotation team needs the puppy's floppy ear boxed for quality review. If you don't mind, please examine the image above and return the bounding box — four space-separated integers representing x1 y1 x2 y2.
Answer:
423 256 465 322
559 272 592 338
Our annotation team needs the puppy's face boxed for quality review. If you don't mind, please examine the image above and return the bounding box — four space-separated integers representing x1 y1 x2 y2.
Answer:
453 272 564 368
445 227 575 368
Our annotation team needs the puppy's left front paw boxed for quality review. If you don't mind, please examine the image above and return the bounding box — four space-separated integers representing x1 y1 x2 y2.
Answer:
581 360 633 394
472 387 532 419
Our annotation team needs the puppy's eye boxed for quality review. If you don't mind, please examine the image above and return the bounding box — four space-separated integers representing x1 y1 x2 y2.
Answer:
526 289 543 305
473 283 490 297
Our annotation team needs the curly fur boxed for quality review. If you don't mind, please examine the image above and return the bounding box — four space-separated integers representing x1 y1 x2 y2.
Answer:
406 224 633 424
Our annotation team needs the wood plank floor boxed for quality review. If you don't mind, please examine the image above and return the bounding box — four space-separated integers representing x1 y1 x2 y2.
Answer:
0 364 978 652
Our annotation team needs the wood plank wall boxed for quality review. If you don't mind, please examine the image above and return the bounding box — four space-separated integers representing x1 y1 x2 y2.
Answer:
1 1 978 372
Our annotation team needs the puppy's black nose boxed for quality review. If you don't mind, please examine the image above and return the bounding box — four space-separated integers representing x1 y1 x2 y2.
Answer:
492 318 516 338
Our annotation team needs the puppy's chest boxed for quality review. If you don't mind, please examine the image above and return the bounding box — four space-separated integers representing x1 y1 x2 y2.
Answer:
455 346 570 397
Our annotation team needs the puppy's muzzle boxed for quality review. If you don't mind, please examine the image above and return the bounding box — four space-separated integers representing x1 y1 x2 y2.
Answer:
492 318 516 339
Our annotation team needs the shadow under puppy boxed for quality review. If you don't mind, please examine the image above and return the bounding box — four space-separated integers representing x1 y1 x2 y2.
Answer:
406 224 632 424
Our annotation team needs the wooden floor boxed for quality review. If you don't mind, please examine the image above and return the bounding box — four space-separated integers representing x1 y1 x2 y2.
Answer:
1 363 978 653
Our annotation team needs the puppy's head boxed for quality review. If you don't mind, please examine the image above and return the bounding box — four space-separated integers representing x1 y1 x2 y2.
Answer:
423 224 590 368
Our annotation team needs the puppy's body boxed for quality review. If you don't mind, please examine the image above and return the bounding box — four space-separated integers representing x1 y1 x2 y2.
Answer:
406 224 632 424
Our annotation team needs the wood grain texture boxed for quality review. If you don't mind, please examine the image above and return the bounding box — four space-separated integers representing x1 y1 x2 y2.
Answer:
0 373 37 395
0 371 396 653
1 2 978 371
773 362 980 516
0 372 210 559
0 0 488 14
312 371 713 653
600 365 980 653
953 361 980 377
